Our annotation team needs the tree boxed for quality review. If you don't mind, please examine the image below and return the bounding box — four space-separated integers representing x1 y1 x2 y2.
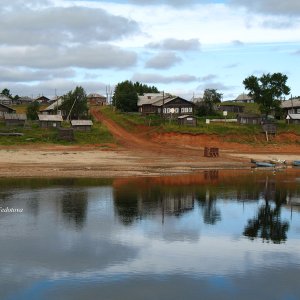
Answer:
26 101 40 120
243 73 290 116
1 88 13 99
112 81 160 112
112 80 139 112
61 86 88 120
196 89 222 116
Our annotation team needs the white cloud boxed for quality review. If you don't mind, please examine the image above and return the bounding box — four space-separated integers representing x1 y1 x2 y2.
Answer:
131 73 198 83
147 38 201 51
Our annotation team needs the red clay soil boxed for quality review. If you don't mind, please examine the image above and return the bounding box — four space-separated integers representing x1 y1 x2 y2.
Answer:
91 108 300 155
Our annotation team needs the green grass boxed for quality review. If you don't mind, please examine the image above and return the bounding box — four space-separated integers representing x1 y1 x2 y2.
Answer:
0 121 114 146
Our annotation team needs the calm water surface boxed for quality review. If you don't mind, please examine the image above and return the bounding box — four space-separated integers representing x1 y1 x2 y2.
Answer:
1 170 300 300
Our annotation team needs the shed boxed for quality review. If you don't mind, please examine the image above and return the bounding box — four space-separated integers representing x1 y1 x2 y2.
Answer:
237 113 262 125
4 114 27 126
286 114 300 124
71 120 93 131
38 114 63 128
0 103 16 119
177 115 197 126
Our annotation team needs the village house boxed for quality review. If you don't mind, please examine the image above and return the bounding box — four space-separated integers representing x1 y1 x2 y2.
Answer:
0 94 13 106
40 97 64 116
38 114 63 128
177 115 197 126
0 103 16 119
35 95 50 104
87 93 106 106
218 102 245 113
281 98 300 116
71 120 93 131
4 114 27 127
138 93 195 118
232 93 254 103
237 113 262 125
13 96 33 105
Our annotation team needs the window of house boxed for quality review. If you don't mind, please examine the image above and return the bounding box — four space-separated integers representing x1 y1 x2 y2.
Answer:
175 108 179 113
167 108 170 113
163 108 166 113
188 107 193 113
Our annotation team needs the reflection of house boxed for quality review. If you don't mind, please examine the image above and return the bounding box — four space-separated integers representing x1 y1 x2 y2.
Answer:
4 114 27 126
233 93 254 103
237 113 262 124
281 98 300 116
164 196 194 215
0 94 12 106
38 114 63 128
138 93 195 118
40 97 64 116
0 103 16 119
71 120 93 131
87 93 106 106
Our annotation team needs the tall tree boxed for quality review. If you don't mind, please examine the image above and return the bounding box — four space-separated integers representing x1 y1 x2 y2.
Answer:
243 73 290 116
1 88 13 99
61 86 88 120
196 89 222 116
113 81 160 112
26 101 40 120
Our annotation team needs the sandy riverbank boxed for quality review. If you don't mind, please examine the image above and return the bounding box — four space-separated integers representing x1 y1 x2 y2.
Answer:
0 145 298 178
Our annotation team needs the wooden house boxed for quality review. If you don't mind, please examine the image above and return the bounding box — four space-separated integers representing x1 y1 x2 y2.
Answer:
232 93 254 103
0 94 12 106
281 98 300 116
40 97 64 116
38 114 63 128
177 115 197 126
87 93 106 106
71 120 93 131
4 114 27 126
237 113 262 125
13 96 33 105
286 114 300 124
218 102 245 113
138 93 195 118
0 103 16 119
35 96 50 104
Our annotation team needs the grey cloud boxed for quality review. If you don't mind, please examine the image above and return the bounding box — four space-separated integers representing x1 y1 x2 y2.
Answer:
232 40 244 46
145 52 182 69
0 45 137 69
0 67 76 82
1 80 109 98
0 6 139 46
129 0 199 7
200 74 218 81
147 39 201 51
132 73 198 84
262 19 296 29
224 63 239 69
230 0 300 15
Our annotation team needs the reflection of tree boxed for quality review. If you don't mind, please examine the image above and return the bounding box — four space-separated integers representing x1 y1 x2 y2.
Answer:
243 202 289 244
61 191 88 229
243 177 289 244
196 190 221 225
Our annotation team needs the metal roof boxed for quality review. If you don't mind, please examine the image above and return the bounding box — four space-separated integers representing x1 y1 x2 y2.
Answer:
87 93 106 99
38 114 63 122
0 103 15 111
137 93 170 106
235 93 253 101
288 114 300 120
0 94 11 101
281 98 300 108
40 97 63 112
71 120 93 126
4 113 27 120
177 115 195 119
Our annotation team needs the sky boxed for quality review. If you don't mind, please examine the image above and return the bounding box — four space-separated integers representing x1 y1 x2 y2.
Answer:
0 0 299 100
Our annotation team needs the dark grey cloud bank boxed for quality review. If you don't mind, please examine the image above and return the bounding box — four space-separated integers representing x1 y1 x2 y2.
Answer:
231 0 300 15
0 45 137 69
0 6 139 46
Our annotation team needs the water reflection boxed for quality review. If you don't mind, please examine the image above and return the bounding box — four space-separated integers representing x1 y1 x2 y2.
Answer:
0 171 300 300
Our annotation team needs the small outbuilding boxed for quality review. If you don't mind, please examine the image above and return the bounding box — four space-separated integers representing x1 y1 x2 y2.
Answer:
38 114 63 128
4 114 27 126
237 113 262 125
0 103 16 119
286 114 300 124
71 120 93 131
177 115 197 126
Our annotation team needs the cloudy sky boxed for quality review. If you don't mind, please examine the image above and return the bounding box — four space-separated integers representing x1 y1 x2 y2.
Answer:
0 0 299 100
